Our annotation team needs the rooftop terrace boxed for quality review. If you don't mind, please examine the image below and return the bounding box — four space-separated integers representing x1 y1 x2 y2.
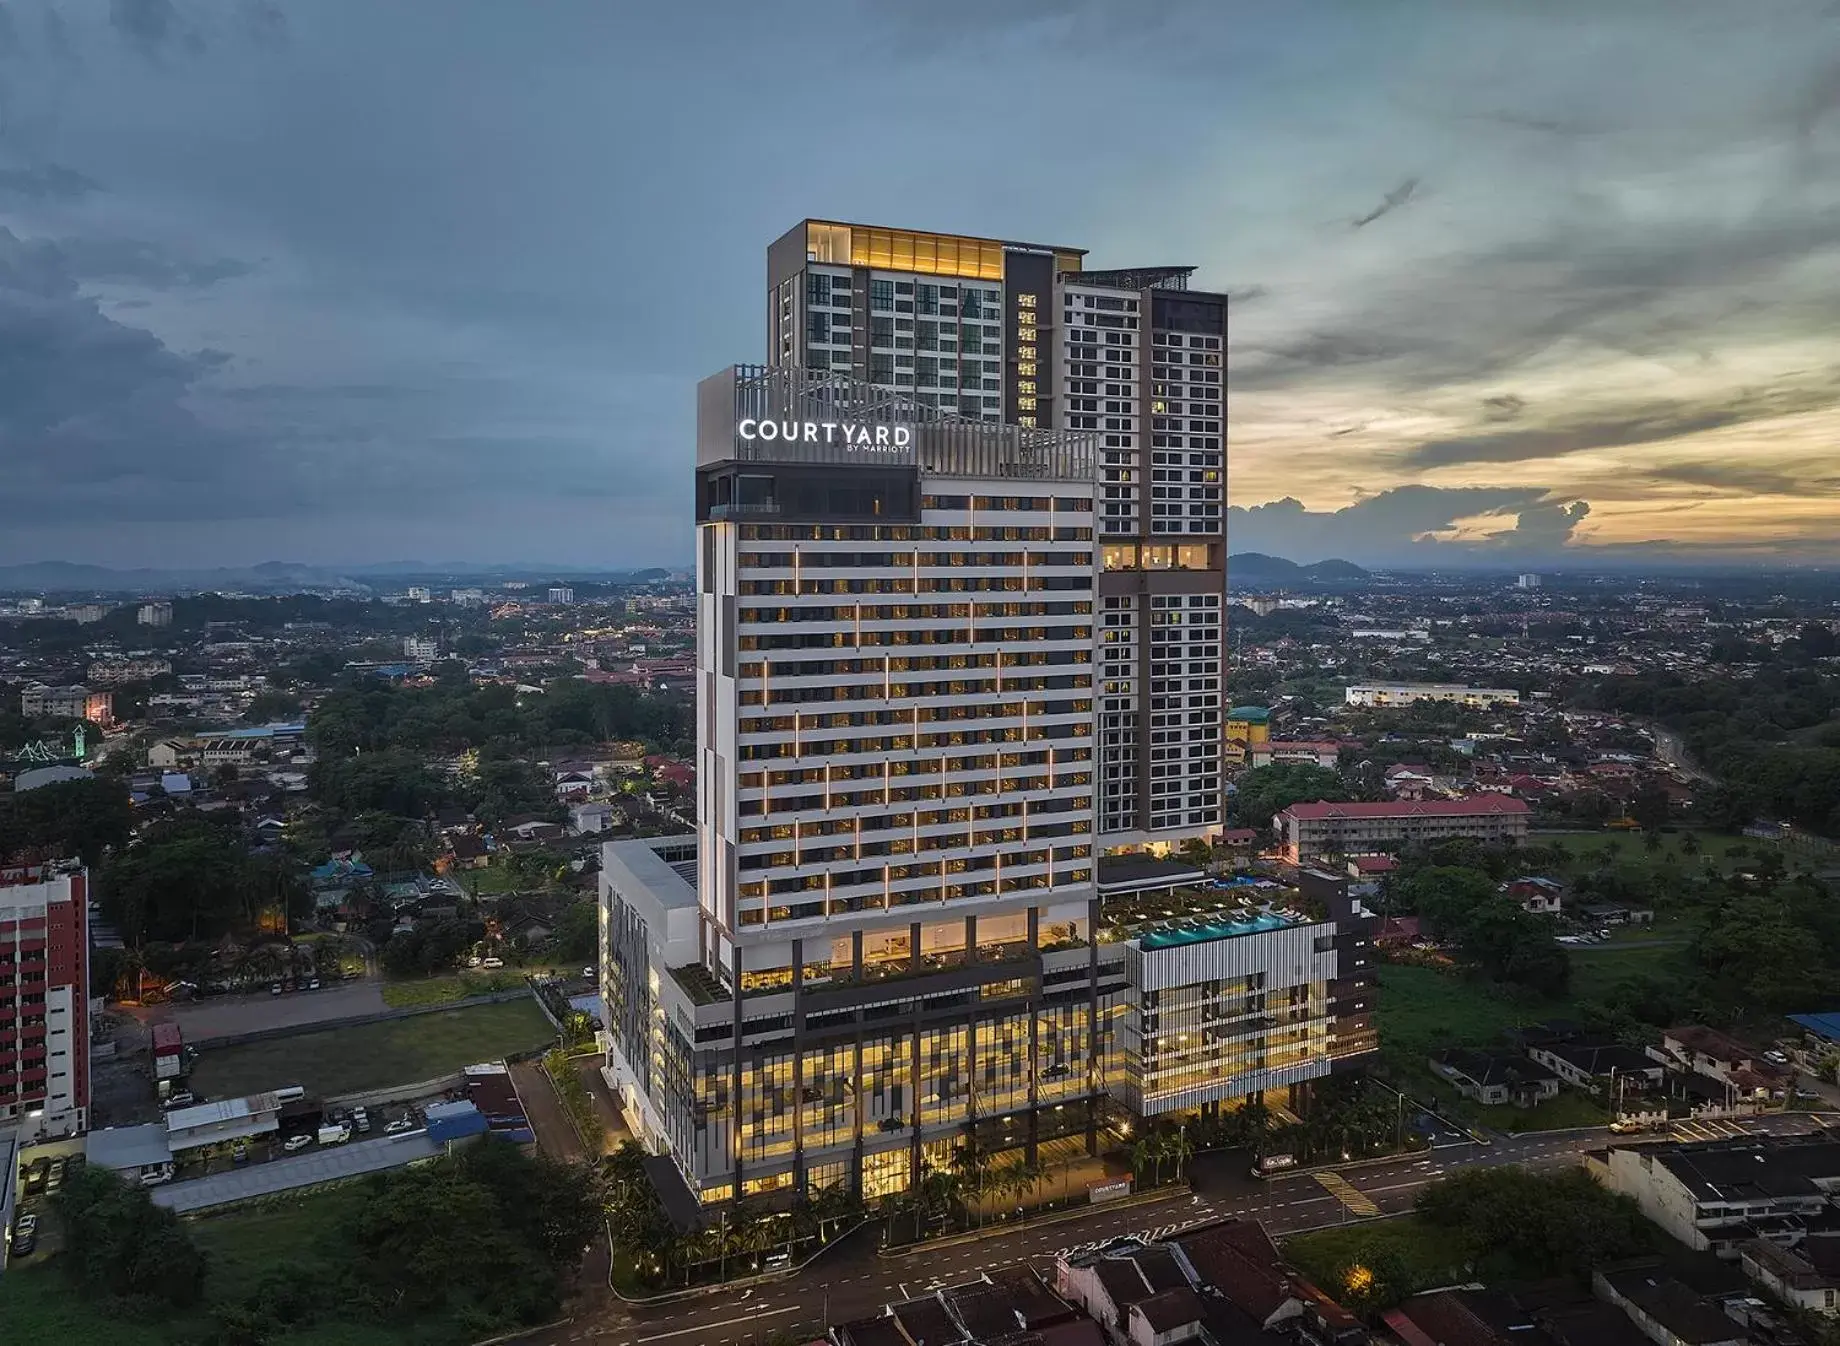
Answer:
1098 879 1307 948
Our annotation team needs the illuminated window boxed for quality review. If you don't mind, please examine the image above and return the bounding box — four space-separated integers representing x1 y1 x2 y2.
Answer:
1018 396 1037 411
1018 361 1037 377
1018 293 1036 308
808 222 852 264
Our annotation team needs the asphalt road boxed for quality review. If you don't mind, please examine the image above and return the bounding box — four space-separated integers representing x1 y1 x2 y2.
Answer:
511 1060 586 1162
535 1112 1830 1346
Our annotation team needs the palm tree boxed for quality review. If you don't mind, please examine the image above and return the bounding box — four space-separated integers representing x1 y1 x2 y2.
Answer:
1643 831 1663 854
1166 1127 1194 1183
1681 833 1702 858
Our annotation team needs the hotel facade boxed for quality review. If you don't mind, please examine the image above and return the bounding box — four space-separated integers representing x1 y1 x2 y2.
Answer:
597 224 1373 1210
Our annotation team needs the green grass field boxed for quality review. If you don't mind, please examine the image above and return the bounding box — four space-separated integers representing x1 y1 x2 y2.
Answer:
189 997 554 1099
1567 940 1689 1001
0 1188 475 1346
1284 1215 1474 1301
1374 964 1568 1061
1531 828 1758 876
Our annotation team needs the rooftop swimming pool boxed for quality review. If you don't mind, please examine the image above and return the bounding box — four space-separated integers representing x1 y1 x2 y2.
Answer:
1137 910 1296 950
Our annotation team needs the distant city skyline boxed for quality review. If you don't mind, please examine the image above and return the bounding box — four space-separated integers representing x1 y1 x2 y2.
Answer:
0 1 1837 567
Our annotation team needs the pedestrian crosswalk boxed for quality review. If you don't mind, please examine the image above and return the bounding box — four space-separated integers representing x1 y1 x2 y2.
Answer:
1314 1170 1381 1217
1669 1118 1757 1142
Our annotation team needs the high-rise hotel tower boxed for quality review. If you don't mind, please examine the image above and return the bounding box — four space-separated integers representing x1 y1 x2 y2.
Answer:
596 224 1373 1213
768 222 1226 846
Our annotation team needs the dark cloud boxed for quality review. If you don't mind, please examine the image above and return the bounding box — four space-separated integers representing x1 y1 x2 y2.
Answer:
1400 379 1840 470
0 162 103 202
1352 177 1420 228
110 0 201 58
238 0 286 47
1482 393 1527 420
52 236 248 289
1646 462 1840 496
1227 485 1592 566
1230 284 1268 306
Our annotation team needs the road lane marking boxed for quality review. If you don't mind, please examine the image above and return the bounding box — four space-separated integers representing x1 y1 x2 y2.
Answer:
634 1307 798 1343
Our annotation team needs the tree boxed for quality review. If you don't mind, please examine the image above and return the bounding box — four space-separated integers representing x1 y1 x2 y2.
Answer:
1629 783 1672 833
1227 763 1356 829
54 1164 207 1308
0 774 133 867
1414 1165 1651 1278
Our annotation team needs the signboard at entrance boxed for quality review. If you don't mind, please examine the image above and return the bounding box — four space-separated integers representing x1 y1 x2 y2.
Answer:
1089 1178 1133 1203
737 419 912 452
1258 1153 1297 1173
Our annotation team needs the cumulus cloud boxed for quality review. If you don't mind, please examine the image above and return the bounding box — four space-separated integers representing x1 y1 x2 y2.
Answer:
1226 486 1593 566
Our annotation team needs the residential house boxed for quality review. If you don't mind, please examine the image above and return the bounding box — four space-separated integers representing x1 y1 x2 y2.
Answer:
1740 1233 1840 1314
554 770 595 798
445 833 490 870
570 801 618 835
1653 1026 1785 1099
1592 1266 1747 1346
1431 1049 1562 1108
1385 763 1436 799
1127 1287 1206 1346
1530 1042 1667 1093
1596 1133 1840 1256
1057 1244 1192 1339
1346 854 1397 901
147 738 196 769
1507 876 1566 915
1374 916 1422 948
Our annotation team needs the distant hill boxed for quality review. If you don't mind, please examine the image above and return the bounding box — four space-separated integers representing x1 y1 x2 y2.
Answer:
1226 552 1370 586
0 560 684 595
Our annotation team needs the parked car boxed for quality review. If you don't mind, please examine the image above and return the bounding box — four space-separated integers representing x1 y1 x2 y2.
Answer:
581 966 595 979
1765 1050 1790 1065
22 1158 49 1194
46 1158 66 1191
283 1133 312 1152
353 1107 372 1134
385 1117 416 1135
1609 1119 1644 1134
163 1090 196 1110
270 983 283 996
307 978 321 990
140 1163 174 1187
12 1213 38 1256
317 1124 352 1146
480 957 504 969
231 1142 250 1165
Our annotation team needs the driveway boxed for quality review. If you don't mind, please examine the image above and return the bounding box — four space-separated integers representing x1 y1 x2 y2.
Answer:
509 1060 586 1162
150 980 388 1041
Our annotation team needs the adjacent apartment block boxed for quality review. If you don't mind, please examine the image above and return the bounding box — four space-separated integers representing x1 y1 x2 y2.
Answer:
1343 683 1520 709
766 220 1226 847
19 683 112 726
0 863 90 1143
1274 796 1532 861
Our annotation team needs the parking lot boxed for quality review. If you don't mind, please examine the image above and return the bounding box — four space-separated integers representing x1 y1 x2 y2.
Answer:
170 1100 428 1180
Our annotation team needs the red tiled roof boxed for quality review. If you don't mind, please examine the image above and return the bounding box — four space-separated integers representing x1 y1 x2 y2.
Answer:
1279 796 1531 822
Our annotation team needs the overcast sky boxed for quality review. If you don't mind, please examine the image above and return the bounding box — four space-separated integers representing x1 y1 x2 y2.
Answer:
2 0 1838 569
